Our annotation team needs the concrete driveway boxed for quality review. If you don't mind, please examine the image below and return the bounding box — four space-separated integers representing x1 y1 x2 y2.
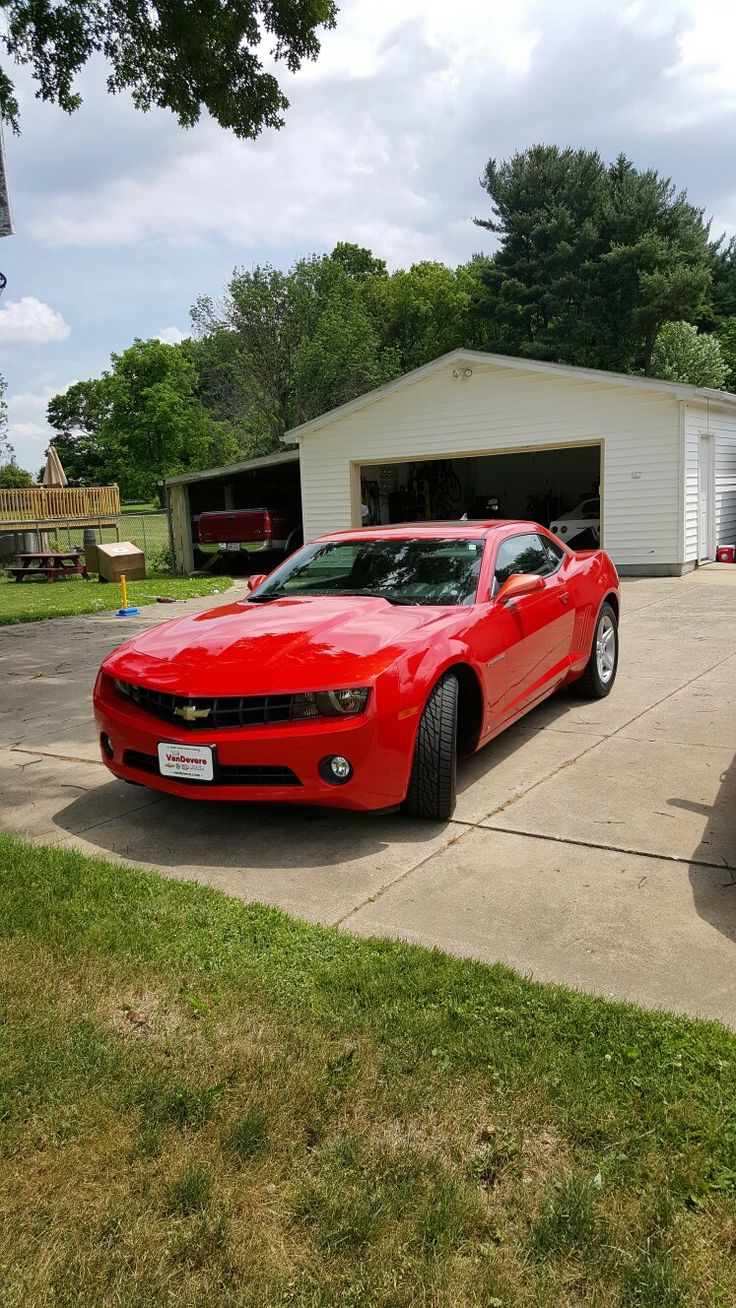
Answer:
1 570 735 1026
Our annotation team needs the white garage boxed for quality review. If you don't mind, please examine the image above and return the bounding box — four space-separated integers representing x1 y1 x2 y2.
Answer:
282 349 736 575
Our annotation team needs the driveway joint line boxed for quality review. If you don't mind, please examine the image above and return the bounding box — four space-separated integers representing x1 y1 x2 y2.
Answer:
64 795 166 835
335 821 732 925
9 746 106 766
332 822 476 929
469 642 736 827
473 821 733 874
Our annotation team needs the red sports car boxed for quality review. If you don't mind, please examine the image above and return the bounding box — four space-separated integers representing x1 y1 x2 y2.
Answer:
93 522 620 820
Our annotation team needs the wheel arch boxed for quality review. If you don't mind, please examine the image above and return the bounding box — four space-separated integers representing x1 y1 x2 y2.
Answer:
602 590 619 622
439 660 484 756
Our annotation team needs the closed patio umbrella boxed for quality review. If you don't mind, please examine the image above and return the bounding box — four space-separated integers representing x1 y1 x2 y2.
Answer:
42 444 67 487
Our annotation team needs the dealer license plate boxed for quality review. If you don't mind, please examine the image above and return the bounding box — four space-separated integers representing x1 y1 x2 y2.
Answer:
157 742 214 781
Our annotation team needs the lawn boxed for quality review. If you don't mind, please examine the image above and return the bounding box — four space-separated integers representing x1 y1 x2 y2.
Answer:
0 574 233 625
0 834 734 1307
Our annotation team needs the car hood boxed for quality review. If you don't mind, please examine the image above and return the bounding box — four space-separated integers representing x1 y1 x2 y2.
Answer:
104 595 455 694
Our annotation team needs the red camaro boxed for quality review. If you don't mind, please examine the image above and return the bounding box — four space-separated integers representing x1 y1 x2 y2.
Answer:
93 522 620 820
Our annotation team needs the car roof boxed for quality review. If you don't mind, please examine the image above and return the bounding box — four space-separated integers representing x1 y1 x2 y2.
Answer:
315 520 541 543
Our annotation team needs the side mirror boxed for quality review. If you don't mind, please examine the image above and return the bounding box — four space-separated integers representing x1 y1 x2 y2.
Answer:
495 573 545 604
246 573 268 592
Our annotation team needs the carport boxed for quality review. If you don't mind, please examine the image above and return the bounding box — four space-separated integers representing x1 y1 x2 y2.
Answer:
165 450 301 574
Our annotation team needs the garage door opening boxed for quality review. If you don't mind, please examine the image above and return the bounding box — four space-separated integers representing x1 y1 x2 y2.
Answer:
358 445 602 548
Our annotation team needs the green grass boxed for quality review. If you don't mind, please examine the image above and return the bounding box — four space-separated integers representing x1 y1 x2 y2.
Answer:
0 574 233 625
0 834 734 1307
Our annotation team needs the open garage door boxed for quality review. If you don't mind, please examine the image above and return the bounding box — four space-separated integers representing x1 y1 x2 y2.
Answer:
359 444 602 549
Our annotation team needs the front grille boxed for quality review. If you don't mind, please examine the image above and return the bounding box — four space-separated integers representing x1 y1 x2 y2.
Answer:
123 749 301 787
119 682 294 730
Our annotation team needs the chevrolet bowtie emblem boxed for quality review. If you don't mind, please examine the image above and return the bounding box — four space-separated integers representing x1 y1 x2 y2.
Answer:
173 704 211 722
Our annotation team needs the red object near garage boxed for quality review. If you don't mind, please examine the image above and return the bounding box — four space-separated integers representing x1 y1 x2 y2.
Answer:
716 545 735 563
93 521 620 820
196 508 289 547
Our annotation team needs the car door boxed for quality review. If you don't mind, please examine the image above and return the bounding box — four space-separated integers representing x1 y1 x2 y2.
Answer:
491 532 575 720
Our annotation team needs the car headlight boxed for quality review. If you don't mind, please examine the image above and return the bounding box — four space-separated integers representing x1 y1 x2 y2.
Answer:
113 678 131 698
292 688 370 719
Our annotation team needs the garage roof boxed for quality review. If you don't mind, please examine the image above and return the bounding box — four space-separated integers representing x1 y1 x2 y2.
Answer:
281 348 736 443
164 448 298 488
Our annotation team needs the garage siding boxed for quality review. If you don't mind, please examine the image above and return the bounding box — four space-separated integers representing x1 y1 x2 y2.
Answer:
685 402 736 553
298 362 682 568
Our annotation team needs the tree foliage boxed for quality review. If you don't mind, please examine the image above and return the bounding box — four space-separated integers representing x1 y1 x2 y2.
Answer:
715 317 736 393
0 461 34 487
650 321 727 388
188 244 490 448
475 145 712 373
0 371 9 464
47 339 239 496
0 0 337 135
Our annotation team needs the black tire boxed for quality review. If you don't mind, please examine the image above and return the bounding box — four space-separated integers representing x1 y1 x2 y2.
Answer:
574 601 619 699
403 673 458 820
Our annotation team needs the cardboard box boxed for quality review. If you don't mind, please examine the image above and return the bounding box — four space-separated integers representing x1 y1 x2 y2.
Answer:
96 541 146 583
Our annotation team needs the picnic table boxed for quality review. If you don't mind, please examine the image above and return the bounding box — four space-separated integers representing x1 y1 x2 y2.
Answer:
9 550 89 582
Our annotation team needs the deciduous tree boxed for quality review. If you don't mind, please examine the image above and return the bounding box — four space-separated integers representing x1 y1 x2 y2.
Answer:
0 461 34 487
649 321 727 388
47 339 239 496
0 0 337 136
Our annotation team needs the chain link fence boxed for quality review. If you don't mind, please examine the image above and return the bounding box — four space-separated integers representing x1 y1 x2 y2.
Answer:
1 512 171 570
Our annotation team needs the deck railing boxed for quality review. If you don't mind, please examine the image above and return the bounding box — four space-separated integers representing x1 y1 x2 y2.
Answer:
0 485 121 523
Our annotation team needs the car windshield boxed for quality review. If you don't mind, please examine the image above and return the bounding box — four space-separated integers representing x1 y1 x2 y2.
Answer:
247 537 485 607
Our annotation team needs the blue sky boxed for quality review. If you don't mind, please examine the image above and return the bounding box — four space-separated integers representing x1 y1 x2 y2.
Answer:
1 0 735 473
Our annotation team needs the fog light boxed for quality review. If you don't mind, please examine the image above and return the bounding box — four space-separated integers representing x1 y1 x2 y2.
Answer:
100 732 114 760
319 754 353 785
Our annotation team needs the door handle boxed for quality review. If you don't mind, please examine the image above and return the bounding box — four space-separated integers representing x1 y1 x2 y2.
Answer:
559 590 571 606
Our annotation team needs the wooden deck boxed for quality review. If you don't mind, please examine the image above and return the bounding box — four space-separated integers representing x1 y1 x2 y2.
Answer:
0 485 120 531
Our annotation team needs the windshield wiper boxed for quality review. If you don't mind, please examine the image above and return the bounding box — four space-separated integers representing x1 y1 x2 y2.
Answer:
247 587 289 603
355 591 417 606
248 588 418 606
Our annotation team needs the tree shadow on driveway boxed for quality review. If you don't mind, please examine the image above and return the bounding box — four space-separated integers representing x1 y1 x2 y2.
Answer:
671 752 736 946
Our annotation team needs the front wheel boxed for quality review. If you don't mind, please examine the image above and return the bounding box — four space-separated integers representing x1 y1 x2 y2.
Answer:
403 674 458 820
574 601 619 699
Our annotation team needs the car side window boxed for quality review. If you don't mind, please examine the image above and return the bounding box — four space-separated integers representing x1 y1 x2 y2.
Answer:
493 533 555 593
543 535 565 570
582 499 600 519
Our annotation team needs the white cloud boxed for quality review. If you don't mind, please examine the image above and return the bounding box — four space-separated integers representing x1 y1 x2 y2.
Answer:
28 0 736 267
0 297 70 345
156 325 187 344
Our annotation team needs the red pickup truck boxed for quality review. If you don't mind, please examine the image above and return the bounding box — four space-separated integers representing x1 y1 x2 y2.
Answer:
194 508 303 573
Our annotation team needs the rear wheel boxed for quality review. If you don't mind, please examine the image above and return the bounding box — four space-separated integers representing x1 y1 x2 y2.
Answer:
574 601 618 699
403 673 458 820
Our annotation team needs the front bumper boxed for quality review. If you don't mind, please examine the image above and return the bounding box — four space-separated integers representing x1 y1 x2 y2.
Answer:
93 677 416 810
